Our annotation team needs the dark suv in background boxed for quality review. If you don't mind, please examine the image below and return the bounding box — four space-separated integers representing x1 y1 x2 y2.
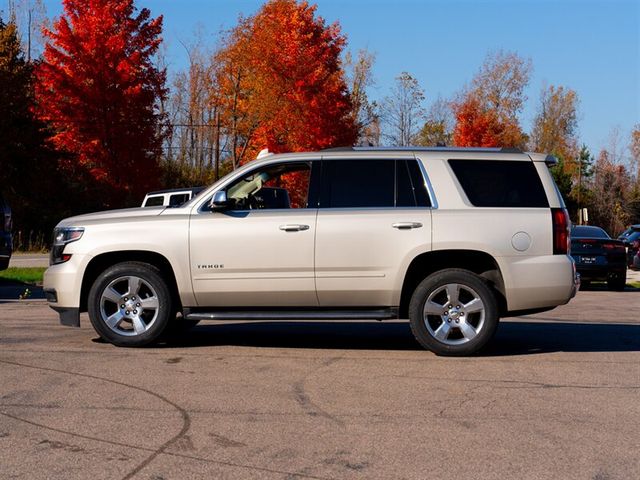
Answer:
0 193 12 270
618 225 640 269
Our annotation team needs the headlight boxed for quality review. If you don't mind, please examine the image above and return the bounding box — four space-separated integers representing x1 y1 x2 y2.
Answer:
50 227 84 265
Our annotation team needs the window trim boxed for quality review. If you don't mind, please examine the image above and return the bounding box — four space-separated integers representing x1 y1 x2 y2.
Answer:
413 156 438 209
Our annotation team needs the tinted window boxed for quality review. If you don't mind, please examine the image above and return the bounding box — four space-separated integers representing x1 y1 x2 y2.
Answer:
396 160 415 207
144 195 165 207
169 193 190 206
396 160 431 207
321 160 395 208
449 160 548 208
320 159 431 208
572 226 610 239
407 160 430 207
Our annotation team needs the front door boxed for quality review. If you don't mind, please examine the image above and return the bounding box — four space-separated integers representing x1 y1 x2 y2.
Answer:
189 160 319 307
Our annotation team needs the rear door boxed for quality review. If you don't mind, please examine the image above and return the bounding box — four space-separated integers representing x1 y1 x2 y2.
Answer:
314 156 432 307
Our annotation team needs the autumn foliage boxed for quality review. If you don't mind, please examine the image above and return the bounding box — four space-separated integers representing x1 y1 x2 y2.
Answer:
452 50 530 149
215 0 357 165
35 0 167 207
452 96 524 148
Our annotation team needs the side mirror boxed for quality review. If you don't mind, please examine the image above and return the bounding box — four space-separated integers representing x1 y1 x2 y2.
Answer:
209 190 228 210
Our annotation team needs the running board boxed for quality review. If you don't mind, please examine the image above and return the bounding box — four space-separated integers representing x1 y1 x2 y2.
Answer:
183 308 399 321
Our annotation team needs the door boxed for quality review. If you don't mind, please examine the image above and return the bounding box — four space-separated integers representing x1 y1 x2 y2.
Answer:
189 160 320 307
315 157 432 306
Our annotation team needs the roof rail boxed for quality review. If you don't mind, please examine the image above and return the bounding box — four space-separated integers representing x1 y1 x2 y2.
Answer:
321 146 523 154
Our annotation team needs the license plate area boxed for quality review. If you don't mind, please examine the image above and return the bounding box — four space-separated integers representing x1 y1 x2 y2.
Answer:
581 256 597 264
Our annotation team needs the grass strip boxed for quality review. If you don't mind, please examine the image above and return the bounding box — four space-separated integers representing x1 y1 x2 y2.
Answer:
0 267 46 284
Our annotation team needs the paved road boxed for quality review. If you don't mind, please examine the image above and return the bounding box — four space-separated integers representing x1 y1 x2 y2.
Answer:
8 253 49 269
1 291 639 480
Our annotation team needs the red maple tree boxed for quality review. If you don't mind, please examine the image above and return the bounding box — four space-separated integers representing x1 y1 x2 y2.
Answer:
35 0 167 207
452 96 526 148
215 0 357 165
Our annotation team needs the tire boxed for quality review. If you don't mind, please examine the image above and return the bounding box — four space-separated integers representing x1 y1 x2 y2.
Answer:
408 269 499 356
87 262 173 347
607 277 626 291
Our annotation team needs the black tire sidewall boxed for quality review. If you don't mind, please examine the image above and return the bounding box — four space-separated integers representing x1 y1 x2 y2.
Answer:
88 262 173 347
408 269 499 356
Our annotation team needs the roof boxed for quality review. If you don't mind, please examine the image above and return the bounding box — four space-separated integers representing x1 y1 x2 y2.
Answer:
322 146 523 154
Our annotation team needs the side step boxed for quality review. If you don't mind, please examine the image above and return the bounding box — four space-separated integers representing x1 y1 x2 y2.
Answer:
183 308 399 322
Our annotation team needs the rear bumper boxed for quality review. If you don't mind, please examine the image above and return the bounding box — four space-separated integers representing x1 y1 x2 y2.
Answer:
576 264 626 282
500 254 578 311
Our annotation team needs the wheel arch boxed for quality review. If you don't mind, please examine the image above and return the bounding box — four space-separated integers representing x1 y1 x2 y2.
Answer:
399 249 506 318
80 250 181 313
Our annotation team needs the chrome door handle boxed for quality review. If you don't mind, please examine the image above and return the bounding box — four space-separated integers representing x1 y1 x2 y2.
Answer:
279 224 310 232
392 222 423 230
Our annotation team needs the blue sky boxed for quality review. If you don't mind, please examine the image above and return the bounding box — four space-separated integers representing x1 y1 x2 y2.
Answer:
5 0 640 156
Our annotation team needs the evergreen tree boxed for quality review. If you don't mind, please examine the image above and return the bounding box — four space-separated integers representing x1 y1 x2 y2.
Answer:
0 17 60 244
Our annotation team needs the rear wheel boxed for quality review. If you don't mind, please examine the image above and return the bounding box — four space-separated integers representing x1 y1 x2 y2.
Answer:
408 269 499 356
88 262 173 347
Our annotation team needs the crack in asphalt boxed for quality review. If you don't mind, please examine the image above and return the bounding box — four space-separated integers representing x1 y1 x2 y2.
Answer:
0 410 334 479
0 359 334 480
292 356 345 427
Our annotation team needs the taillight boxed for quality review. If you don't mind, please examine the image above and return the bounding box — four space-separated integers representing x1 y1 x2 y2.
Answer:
552 208 570 254
603 242 625 253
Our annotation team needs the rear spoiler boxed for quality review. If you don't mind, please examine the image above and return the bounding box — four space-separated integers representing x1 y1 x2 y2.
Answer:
527 152 558 167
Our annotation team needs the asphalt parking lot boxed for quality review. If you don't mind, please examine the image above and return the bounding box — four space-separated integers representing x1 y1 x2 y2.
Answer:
1 290 639 480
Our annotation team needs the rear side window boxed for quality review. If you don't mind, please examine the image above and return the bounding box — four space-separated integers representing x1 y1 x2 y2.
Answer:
144 195 165 207
320 159 431 208
449 160 548 208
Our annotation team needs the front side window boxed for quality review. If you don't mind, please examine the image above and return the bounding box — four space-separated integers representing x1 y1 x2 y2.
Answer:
320 159 431 208
226 162 313 210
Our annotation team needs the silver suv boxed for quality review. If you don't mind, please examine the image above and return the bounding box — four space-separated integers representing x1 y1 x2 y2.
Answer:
44 147 579 355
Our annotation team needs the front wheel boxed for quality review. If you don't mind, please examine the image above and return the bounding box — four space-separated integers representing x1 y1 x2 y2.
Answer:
408 269 499 356
88 262 173 347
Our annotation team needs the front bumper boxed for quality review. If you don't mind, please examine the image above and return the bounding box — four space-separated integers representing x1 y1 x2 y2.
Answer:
43 253 91 327
51 305 80 327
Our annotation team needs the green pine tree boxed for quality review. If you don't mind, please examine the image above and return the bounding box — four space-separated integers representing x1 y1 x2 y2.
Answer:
0 17 61 247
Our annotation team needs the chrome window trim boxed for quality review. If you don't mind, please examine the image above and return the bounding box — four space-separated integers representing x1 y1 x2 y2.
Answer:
413 156 439 209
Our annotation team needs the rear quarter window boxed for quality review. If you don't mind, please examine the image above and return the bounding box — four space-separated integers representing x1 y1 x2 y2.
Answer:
144 195 165 207
448 159 549 208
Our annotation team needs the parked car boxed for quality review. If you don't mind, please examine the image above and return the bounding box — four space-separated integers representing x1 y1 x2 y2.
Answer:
44 147 579 356
617 225 640 269
571 225 626 290
141 187 205 208
0 193 12 270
